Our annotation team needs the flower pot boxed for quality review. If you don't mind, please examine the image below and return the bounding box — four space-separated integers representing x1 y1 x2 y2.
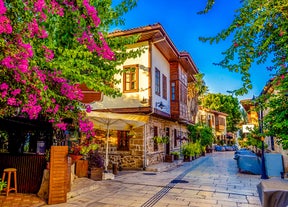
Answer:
183 155 192 162
174 155 180 160
89 167 103 181
165 154 174 163
69 154 83 162
75 160 88 177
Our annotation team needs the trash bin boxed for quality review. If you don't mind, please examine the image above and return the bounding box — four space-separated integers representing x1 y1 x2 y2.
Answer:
112 162 118 175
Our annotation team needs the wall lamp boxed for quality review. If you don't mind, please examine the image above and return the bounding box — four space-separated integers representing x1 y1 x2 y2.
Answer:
156 101 165 109
140 97 148 104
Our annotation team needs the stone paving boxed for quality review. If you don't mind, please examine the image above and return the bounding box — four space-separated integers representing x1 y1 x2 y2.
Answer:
0 193 46 207
44 151 262 207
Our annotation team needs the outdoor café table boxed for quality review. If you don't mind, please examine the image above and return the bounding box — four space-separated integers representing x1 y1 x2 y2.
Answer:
257 178 288 207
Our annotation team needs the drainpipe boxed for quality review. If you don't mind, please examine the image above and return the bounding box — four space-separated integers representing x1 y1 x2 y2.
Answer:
143 124 147 170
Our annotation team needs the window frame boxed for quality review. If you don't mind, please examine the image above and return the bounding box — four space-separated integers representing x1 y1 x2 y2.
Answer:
155 67 161 96
162 74 167 100
117 130 130 151
123 64 139 93
171 82 176 101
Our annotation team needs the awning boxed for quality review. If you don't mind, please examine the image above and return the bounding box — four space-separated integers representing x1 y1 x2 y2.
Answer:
87 111 149 131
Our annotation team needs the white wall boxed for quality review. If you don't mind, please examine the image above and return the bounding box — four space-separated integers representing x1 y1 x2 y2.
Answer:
151 44 171 114
90 42 150 110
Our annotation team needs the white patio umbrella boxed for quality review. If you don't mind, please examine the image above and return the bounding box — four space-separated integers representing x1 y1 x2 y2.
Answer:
87 111 149 171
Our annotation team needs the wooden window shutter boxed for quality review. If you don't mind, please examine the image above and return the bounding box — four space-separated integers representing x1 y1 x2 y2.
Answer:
48 146 68 205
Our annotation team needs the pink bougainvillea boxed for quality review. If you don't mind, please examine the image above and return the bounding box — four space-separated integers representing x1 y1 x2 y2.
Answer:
0 0 117 138
83 0 101 27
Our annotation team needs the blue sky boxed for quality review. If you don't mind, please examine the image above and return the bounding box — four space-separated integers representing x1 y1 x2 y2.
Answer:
112 0 273 101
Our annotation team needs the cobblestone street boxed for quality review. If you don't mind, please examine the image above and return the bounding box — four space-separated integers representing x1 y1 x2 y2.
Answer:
46 151 262 207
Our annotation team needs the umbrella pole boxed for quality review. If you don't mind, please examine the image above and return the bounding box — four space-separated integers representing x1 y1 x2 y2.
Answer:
105 125 110 172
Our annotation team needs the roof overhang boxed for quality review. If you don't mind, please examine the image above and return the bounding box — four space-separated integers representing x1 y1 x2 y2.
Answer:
109 23 199 78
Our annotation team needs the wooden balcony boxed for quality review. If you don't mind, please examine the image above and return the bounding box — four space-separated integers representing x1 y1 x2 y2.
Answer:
216 124 225 131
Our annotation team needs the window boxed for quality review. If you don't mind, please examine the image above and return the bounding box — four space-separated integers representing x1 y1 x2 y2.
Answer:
218 117 225 126
162 74 167 100
171 82 176 101
174 129 177 147
123 65 139 92
180 84 187 104
117 131 130 151
155 68 160 96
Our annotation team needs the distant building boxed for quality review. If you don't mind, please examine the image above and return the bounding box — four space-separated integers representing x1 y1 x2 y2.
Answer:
197 106 229 144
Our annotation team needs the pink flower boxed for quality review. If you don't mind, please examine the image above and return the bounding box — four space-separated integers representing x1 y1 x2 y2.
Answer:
0 0 7 15
0 16 12 34
86 105 92 113
39 29 48 38
27 19 39 38
1 56 14 68
42 46 54 62
1 90 7 98
11 89 21 96
0 82 9 90
51 0 64 17
34 0 46 13
7 97 17 106
55 122 67 131
49 119 55 123
22 104 42 119
53 104 60 114
83 0 101 27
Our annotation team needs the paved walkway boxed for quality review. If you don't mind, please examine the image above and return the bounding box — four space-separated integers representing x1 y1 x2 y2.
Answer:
44 152 262 207
0 193 46 207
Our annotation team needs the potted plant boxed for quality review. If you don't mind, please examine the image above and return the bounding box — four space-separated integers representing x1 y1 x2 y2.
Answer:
69 142 98 161
0 179 7 191
69 143 83 162
165 153 174 163
194 141 202 158
170 151 180 160
69 141 98 178
80 143 98 160
88 150 104 181
153 136 169 144
181 143 195 162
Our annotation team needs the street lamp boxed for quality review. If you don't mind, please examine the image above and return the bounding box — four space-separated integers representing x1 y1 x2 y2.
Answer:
253 96 269 179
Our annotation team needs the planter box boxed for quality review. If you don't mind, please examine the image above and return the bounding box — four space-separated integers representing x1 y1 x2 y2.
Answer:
89 167 103 181
174 155 180 160
183 156 192 162
165 155 174 163
75 160 88 178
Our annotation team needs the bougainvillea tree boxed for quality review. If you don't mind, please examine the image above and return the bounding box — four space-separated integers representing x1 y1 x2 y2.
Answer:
0 0 140 138
200 0 288 148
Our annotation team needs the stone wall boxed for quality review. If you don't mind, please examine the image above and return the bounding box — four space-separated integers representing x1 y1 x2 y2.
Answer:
97 116 189 170
145 116 187 167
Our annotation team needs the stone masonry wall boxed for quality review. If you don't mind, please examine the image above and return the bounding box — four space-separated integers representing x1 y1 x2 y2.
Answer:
99 116 189 170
